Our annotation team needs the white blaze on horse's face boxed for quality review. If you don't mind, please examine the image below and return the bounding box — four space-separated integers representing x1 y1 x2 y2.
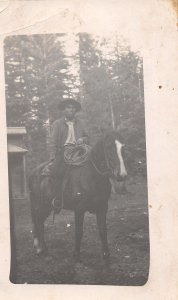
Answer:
115 140 127 177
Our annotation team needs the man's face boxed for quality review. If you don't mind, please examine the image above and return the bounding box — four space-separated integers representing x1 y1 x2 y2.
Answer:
64 104 77 120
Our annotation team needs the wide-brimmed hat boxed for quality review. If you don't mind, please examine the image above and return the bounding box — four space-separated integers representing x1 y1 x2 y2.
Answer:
58 98 81 112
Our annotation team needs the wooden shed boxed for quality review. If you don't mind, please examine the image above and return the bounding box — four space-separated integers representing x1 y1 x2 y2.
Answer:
7 127 28 200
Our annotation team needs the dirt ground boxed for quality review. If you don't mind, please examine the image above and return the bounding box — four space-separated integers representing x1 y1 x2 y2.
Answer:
11 175 149 285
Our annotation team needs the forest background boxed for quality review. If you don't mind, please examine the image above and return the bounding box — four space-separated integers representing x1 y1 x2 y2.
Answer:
4 33 146 177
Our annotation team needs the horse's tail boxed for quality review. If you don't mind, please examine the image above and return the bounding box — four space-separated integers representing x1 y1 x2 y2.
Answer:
29 161 50 225
28 161 50 191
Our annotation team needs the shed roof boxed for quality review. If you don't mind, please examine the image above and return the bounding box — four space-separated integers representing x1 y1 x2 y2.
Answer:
7 144 28 153
7 127 27 135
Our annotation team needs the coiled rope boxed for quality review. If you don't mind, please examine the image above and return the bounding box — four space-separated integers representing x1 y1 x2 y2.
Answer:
64 144 92 166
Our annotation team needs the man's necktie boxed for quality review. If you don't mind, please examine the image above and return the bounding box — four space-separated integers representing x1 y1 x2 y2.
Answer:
65 121 76 145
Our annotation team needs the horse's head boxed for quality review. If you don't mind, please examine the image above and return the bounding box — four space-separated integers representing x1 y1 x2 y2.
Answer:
103 131 127 181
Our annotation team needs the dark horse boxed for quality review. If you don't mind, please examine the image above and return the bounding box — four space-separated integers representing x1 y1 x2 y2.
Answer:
29 131 127 263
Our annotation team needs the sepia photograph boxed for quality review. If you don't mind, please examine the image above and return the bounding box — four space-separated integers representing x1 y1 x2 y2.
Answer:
5 33 149 285
0 1 178 299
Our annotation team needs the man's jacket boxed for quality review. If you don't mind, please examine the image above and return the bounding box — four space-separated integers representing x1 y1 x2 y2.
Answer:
50 117 88 160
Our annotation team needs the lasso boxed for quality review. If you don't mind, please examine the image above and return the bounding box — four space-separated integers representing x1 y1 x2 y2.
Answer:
64 144 92 166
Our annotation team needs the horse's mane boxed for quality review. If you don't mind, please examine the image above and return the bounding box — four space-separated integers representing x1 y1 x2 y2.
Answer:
90 130 121 172
90 134 105 162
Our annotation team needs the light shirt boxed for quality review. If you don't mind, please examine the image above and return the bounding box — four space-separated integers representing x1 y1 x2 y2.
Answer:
64 119 76 145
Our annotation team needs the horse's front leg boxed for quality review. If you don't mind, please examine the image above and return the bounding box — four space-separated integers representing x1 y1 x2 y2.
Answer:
74 211 84 262
96 210 110 264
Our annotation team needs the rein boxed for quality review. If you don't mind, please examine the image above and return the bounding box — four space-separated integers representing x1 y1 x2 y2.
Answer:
90 140 112 176
90 158 110 176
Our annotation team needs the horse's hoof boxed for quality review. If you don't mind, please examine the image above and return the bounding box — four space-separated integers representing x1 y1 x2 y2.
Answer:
36 248 44 255
34 246 46 256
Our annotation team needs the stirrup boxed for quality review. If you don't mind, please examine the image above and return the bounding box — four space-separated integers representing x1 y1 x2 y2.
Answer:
52 198 62 213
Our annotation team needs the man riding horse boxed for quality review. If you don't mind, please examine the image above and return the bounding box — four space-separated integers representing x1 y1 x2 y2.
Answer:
49 98 89 213
29 100 127 260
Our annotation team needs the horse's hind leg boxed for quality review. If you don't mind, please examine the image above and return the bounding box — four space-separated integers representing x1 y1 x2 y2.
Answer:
31 199 45 255
74 211 84 262
30 189 52 255
33 223 44 255
33 217 47 255
96 210 110 264
31 204 42 255
32 212 51 255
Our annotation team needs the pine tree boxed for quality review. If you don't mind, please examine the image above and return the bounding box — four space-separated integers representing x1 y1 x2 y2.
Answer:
4 34 70 168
